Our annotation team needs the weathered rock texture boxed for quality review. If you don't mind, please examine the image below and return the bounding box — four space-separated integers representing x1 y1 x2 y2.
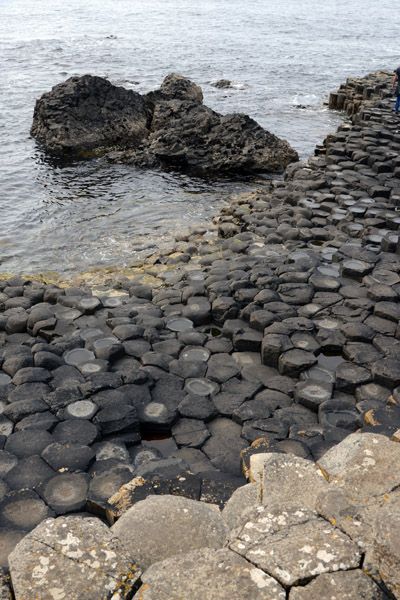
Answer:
111 494 228 569
9 516 141 600
31 74 150 153
8 433 400 599
2 69 400 597
31 73 298 173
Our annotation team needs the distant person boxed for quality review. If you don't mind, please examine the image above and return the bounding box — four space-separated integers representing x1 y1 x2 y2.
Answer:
392 67 400 114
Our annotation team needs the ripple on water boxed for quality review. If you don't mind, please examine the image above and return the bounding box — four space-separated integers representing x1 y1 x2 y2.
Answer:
2 0 396 275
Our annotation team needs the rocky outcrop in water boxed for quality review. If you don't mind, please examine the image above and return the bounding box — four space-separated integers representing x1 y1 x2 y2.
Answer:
31 73 298 174
5 70 400 598
30 74 151 153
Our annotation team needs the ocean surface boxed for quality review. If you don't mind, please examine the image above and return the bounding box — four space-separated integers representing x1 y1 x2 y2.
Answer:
0 0 398 276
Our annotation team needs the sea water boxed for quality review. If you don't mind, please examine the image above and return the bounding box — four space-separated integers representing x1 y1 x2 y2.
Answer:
0 0 398 274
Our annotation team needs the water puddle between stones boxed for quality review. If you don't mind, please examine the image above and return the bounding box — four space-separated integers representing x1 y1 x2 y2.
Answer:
141 429 177 456
317 351 346 371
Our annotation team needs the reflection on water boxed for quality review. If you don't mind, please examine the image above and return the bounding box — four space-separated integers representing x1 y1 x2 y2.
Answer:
19 152 263 274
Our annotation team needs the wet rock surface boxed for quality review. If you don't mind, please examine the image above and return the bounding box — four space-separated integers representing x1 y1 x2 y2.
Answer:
3 71 400 597
31 73 298 174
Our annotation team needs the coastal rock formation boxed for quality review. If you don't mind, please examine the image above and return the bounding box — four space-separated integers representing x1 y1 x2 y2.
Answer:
2 70 400 597
31 73 298 174
30 74 150 153
7 433 400 599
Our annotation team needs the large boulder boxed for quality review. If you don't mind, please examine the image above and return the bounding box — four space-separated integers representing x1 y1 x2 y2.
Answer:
31 73 299 174
30 74 151 153
138 103 298 173
144 72 203 106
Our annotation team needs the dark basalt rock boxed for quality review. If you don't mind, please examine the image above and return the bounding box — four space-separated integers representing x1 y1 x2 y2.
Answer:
31 74 150 153
31 73 298 174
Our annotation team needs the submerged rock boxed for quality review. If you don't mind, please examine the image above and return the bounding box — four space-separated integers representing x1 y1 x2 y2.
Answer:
31 73 298 174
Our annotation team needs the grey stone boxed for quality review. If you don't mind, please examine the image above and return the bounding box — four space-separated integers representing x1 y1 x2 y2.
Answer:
94 404 139 436
274 404 317 426
171 418 210 448
88 466 134 516
315 486 400 558
134 457 187 479
5 430 54 459
177 393 218 421
372 358 400 388
112 494 228 570
317 432 400 502
206 353 241 383
241 418 289 443
31 73 150 153
258 453 329 510
170 447 214 474
12 367 51 385
232 397 271 424
212 391 245 417
134 548 285 599
0 529 26 570
0 489 53 532
294 380 333 411
343 342 383 365
9 516 141 600
4 456 55 491
41 442 95 472
278 349 317 377
342 321 375 342
335 361 372 392
37 472 90 515
289 569 389 599
53 419 99 445
319 399 359 431
372 506 400 598
261 334 293 368
202 418 248 476
0 451 18 478
169 358 207 379
229 504 361 587
278 283 315 305
222 482 262 530
291 331 321 353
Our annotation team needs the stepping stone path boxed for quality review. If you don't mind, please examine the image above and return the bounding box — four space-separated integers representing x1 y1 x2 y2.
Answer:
3 71 400 597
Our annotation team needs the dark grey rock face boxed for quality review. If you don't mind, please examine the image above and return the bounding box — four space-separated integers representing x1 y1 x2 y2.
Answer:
31 73 298 174
31 74 150 153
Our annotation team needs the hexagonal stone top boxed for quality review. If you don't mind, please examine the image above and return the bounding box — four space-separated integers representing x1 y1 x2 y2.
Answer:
317 432 400 502
134 548 286 600
8 516 141 600
255 453 329 511
111 494 228 570
229 505 361 586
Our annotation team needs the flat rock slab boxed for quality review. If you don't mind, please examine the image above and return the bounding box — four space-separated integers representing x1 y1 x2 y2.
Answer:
316 486 400 554
372 506 400 598
9 516 141 600
229 505 361 586
288 569 389 599
111 494 228 570
222 482 262 531
257 453 329 510
134 548 286 600
317 432 400 502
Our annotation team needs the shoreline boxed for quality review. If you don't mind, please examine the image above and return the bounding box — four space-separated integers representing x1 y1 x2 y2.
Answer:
2 70 400 598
